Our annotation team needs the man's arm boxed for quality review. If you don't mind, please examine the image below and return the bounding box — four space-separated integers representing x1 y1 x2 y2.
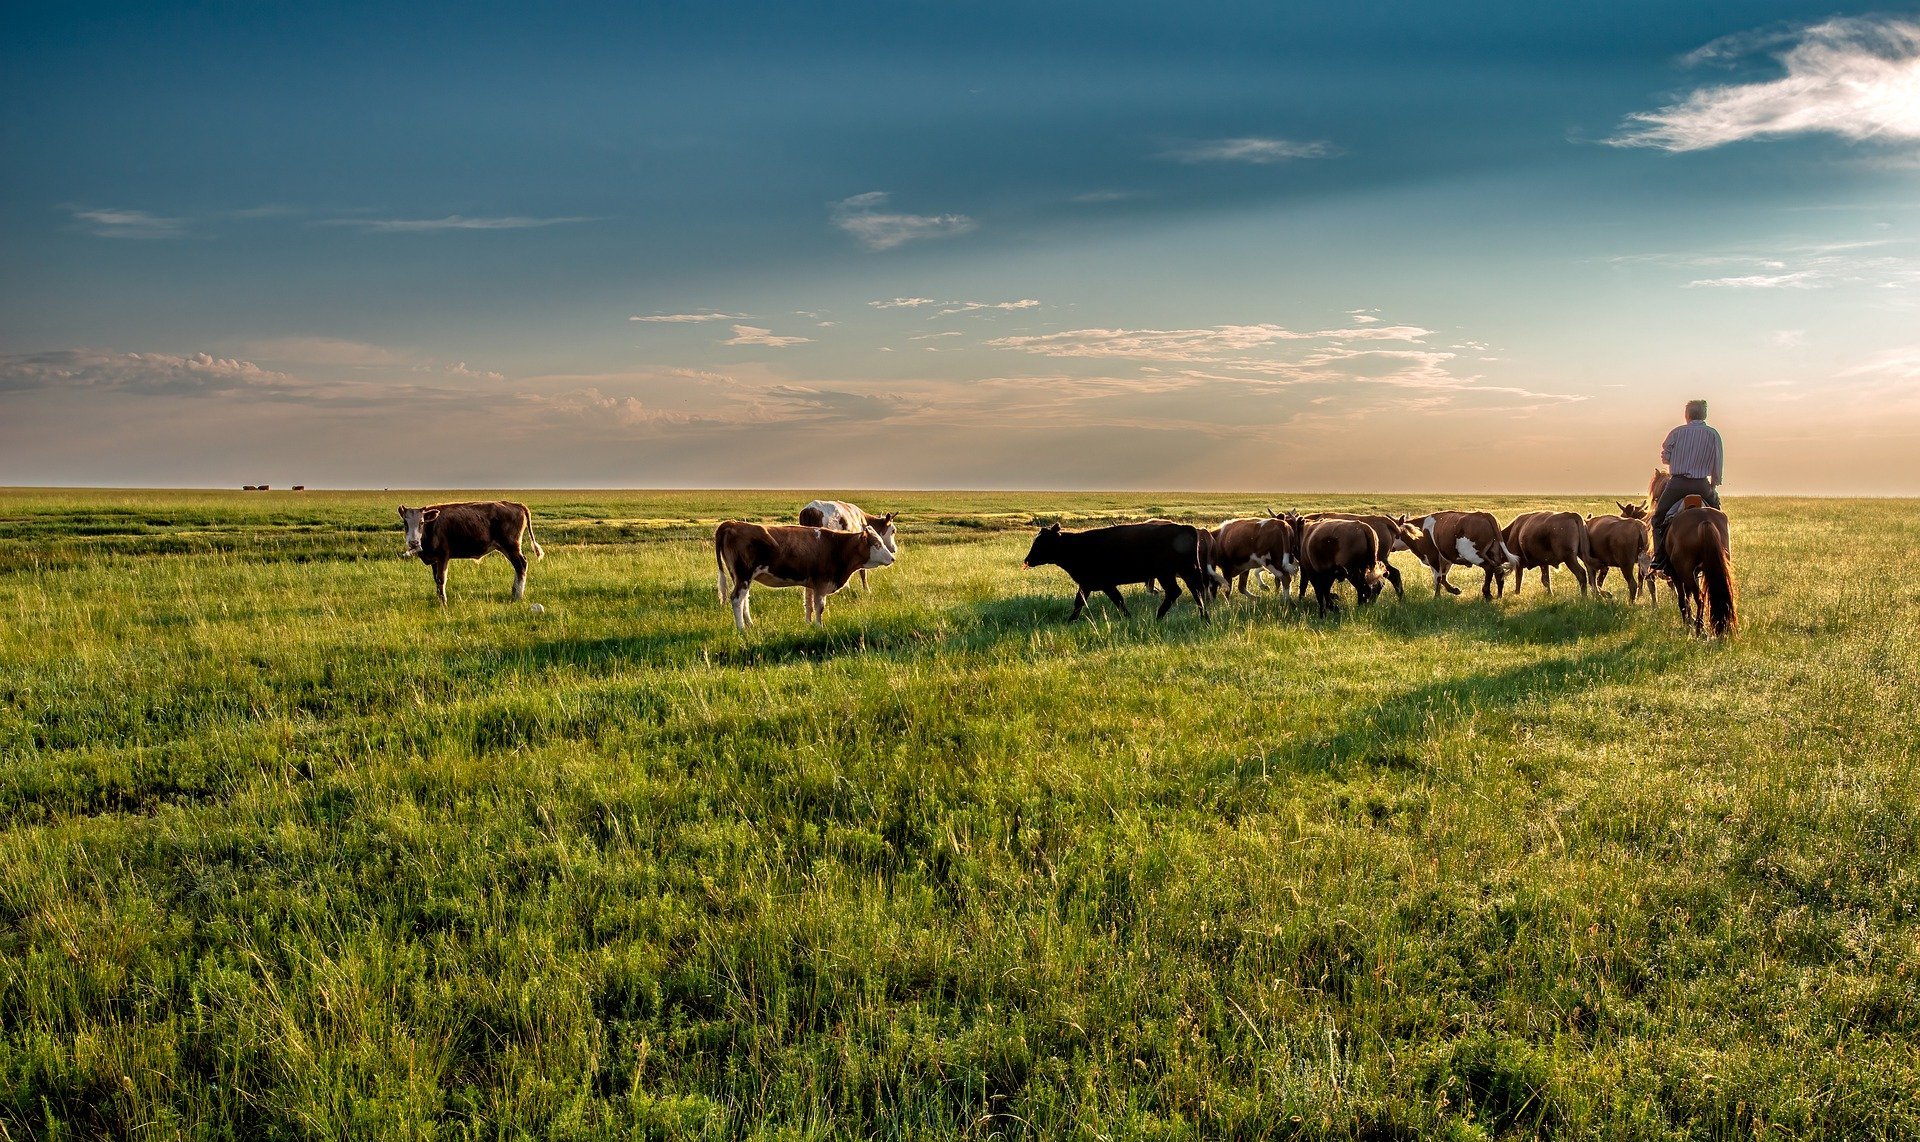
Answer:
1660 427 1677 467
1712 427 1724 487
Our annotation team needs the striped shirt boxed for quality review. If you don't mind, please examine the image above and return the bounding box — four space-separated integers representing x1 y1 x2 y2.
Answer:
1662 420 1723 485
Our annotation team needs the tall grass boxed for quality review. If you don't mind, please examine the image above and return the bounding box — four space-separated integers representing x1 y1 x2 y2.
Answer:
2 489 1917 1139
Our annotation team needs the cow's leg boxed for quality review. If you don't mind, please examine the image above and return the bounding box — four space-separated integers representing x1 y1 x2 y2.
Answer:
1102 586 1131 617
1539 565 1551 596
507 548 529 600
1513 566 1525 595
858 569 869 592
1347 566 1375 605
1182 571 1211 620
1593 565 1610 592
812 584 831 626
1311 572 1338 616
1568 559 1588 596
1235 571 1253 597
432 559 449 604
1069 588 1089 622
1481 567 1497 600
1155 577 1181 620
1385 563 1404 602
731 585 752 631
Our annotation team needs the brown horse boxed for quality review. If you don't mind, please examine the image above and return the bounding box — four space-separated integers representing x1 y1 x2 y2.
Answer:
1648 470 1735 637
1585 501 1655 603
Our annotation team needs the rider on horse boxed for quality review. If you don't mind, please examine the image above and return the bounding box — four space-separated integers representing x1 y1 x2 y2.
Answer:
1650 399 1723 574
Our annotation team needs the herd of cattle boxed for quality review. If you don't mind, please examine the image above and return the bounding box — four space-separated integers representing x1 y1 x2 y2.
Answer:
395 496 1674 631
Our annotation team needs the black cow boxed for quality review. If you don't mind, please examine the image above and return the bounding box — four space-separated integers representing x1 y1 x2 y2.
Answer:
1022 521 1212 621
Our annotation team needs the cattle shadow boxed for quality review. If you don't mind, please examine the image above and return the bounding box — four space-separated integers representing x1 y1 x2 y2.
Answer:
1238 631 1690 783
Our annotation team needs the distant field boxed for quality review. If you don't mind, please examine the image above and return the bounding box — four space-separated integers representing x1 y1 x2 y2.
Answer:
3 488 1918 1140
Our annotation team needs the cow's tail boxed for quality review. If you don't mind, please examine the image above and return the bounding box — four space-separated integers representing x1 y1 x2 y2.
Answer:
715 532 731 602
1701 533 1737 637
523 508 545 560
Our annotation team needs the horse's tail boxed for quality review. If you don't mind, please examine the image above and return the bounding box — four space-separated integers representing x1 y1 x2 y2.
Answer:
1701 531 1737 637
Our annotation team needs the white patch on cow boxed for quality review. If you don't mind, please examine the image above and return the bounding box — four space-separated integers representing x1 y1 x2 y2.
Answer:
1280 554 1298 575
1422 516 1438 541
1455 536 1484 566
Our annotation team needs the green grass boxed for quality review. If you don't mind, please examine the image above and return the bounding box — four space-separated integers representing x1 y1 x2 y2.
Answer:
3 487 1918 1140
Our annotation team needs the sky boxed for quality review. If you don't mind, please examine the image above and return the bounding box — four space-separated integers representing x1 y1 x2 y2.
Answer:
3 2 1918 493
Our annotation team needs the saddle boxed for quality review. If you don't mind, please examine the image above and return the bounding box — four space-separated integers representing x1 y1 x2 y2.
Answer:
1664 494 1705 523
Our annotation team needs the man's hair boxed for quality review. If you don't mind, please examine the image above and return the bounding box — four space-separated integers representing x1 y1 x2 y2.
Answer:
1685 399 1708 421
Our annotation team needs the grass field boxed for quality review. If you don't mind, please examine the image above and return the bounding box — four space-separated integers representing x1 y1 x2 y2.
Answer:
3 487 1918 1140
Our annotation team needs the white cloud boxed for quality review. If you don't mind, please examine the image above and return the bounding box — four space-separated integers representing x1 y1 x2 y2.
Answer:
936 299 1042 317
1160 137 1336 164
444 361 506 382
68 208 186 239
1609 17 1920 152
870 297 939 308
324 214 599 233
723 324 814 348
1620 240 1920 290
0 350 295 394
1769 329 1807 347
629 312 748 323
831 192 975 251
234 337 403 367
986 322 1430 361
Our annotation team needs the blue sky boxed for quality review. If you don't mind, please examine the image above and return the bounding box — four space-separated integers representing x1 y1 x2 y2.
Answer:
4 2 1917 491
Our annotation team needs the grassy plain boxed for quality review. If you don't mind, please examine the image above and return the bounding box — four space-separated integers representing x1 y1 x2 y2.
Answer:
2 487 1918 1140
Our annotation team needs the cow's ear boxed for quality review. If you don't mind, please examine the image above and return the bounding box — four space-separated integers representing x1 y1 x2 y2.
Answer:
422 508 440 522
1046 523 1061 533
397 505 408 517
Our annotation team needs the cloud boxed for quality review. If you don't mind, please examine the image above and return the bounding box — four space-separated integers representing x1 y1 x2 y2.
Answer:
629 312 749 323
1616 239 1920 290
0 350 296 395
986 322 1430 361
444 361 505 382
1160 137 1336 164
235 337 403 367
723 324 813 348
68 208 186 239
870 297 939 308
935 299 1042 317
1609 17 1920 152
322 214 599 233
831 192 975 251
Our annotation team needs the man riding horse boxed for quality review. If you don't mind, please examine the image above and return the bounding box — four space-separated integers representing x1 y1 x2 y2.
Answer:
1649 399 1722 575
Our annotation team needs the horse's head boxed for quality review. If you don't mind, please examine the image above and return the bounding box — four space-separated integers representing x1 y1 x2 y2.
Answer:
1648 468 1670 503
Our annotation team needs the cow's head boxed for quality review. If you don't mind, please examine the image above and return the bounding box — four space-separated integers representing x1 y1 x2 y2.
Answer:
1022 523 1063 568
397 505 440 555
1618 500 1648 520
1389 514 1424 552
873 511 900 554
862 524 897 569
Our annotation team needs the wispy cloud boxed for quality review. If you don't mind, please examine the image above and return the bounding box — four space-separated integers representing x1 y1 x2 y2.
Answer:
1609 17 1920 152
936 299 1042 317
1621 239 1920 289
443 361 506 382
723 324 814 348
629 311 749 323
234 337 403 367
323 214 600 233
870 297 939 308
987 322 1430 362
831 192 975 251
1160 137 1336 164
0 350 296 394
68 208 187 239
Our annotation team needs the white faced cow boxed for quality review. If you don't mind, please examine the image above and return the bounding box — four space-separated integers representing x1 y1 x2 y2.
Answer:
715 520 896 631
798 500 898 591
397 501 543 604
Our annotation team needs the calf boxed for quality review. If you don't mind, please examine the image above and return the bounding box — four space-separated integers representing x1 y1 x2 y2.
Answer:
1404 511 1516 599
1208 516 1299 598
398 501 544 604
1586 501 1655 603
798 499 899 591
1023 521 1212 621
1504 510 1592 596
1299 517 1384 615
1299 512 1418 601
715 520 895 631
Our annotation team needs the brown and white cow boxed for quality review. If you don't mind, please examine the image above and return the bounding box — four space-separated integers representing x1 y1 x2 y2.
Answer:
1503 510 1592 596
1404 511 1516 599
398 501 544 604
798 499 899 591
1208 516 1299 598
715 520 896 631
1299 512 1419 601
1586 501 1655 603
1299 517 1384 616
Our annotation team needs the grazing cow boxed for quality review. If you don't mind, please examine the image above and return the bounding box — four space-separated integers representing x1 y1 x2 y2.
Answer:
1586 502 1655 603
1404 511 1516 599
1208 516 1299 598
1299 517 1384 615
1299 512 1418 601
715 520 896 631
798 499 899 591
397 501 544 604
1503 510 1592 596
1022 521 1212 621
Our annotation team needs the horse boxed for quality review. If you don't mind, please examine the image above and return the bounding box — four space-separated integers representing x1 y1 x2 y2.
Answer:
1649 471 1735 637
